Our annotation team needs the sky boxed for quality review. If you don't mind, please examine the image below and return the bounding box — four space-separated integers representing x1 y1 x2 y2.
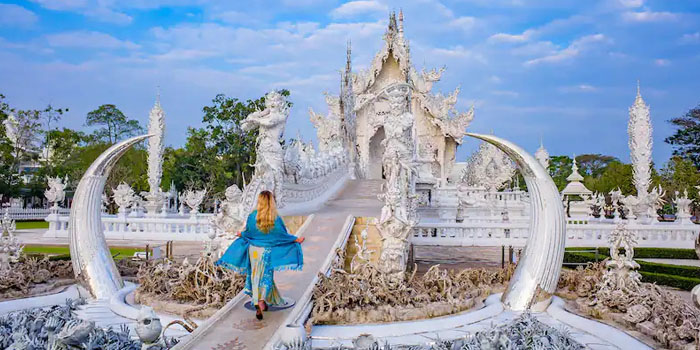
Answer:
1 0 699 167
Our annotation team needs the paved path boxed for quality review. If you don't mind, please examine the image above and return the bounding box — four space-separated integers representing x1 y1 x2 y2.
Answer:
174 180 383 350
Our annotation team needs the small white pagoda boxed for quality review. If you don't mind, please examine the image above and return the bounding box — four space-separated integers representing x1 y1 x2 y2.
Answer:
561 157 592 217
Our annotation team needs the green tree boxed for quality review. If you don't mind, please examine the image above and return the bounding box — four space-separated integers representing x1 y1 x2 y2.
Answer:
166 127 226 192
583 161 634 195
86 104 143 144
659 156 700 213
575 154 618 177
548 155 573 191
665 104 700 169
200 90 291 191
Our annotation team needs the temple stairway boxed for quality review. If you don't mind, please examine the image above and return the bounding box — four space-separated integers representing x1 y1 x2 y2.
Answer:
172 180 384 350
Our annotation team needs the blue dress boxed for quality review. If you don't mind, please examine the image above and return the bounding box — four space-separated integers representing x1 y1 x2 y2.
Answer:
216 211 304 304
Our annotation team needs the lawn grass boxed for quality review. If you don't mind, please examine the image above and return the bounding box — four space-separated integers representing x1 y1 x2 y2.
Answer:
15 221 50 230
23 245 148 260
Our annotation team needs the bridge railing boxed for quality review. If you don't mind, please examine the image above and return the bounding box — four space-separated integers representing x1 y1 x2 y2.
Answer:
412 221 699 249
44 213 213 241
5 207 70 220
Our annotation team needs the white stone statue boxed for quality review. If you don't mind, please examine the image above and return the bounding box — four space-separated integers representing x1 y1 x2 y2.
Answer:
135 306 165 349
44 176 66 209
674 190 693 224
599 224 641 295
182 189 206 215
609 188 624 221
143 93 167 216
374 82 419 280
112 183 135 217
242 91 289 175
210 184 245 238
0 208 23 271
309 94 344 154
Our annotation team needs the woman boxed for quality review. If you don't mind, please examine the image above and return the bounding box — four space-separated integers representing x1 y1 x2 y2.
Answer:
216 191 305 320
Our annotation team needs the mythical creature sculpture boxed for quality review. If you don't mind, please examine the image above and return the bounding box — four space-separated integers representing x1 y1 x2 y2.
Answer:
0 208 23 271
374 82 419 280
211 184 245 236
181 189 206 215
599 224 641 295
113 182 136 216
309 94 344 154
674 190 694 224
44 176 66 209
242 90 289 176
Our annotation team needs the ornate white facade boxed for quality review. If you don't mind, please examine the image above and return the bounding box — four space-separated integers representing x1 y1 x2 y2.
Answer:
319 12 473 182
460 140 516 192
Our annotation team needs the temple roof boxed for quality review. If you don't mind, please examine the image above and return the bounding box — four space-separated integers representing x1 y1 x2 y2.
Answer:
341 11 473 143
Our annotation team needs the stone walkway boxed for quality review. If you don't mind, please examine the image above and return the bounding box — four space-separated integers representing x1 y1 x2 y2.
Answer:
173 180 383 350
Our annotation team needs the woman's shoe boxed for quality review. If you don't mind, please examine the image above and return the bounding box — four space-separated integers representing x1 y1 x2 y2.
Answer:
260 301 268 311
255 305 263 320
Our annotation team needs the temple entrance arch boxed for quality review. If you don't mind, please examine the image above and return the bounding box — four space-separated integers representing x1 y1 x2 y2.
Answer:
368 126 385 179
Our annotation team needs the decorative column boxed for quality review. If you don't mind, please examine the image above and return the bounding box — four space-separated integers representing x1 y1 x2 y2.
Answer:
374 83 418 280
626 82 657 223
142 92 166 217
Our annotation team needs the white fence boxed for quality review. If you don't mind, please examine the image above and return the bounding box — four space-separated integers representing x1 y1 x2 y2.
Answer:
412 221 700 249
6 207 70 220
44 213 214 241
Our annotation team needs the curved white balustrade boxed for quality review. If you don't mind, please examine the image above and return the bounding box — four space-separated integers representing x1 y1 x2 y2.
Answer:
412 221 699 248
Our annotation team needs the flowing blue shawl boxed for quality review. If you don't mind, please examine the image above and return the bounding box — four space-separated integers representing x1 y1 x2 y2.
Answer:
216 210 304 274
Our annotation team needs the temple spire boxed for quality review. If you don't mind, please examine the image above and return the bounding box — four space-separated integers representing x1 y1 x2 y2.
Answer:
398 9 404 36
346 39 352 77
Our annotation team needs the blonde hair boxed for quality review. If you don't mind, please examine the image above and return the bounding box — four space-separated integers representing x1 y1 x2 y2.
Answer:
256 191 277 233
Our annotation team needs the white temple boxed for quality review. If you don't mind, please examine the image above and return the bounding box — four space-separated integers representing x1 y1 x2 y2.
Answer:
315 11 474 183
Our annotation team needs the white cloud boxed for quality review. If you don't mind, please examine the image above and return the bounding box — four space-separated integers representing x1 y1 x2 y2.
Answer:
45 31 140 50
654 58 670 66
616 0 643 8
29 0 132 25
491 90 518 97
558 84 598 93
0 4 39 28
330 1 388 19
525 34 609 66
449 16 476 28
29 0 88 11
489 29 534 43
622 10 679 22
680 32 700 44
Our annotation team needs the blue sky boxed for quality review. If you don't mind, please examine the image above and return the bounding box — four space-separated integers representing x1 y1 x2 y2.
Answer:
1 0 699 167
